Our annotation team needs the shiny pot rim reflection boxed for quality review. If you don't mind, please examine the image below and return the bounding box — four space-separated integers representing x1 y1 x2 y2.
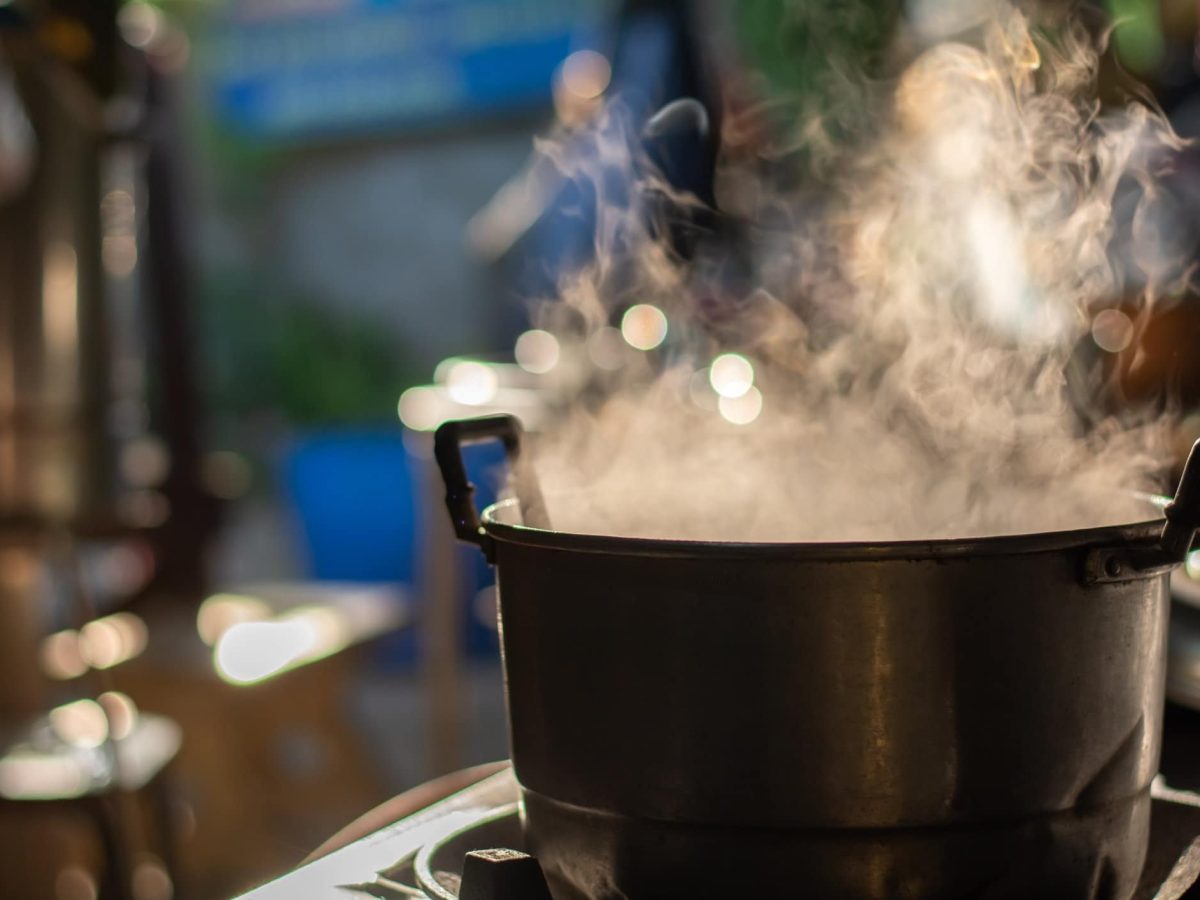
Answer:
480 494 1167 560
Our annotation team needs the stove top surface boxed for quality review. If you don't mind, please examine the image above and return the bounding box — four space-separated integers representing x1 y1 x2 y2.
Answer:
237 766 1200 900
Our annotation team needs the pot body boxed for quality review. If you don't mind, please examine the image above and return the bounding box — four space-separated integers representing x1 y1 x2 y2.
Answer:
483 503 1171 899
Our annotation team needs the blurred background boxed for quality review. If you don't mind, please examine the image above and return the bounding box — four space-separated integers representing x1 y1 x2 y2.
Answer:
2 0 1200 898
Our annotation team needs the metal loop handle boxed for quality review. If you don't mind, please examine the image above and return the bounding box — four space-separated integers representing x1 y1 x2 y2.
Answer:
433 415 549 552
1161 439 1200 562
1087 438 1200 584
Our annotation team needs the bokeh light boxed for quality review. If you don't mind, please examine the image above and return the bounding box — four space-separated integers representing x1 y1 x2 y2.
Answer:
40 630 87 680
197 593 272 646
80 612 148 670
131 855 173 900
587 327 627 370
397 385 441 431
554 49 611 125
116 489 170 529
718 386 764 425
119 436 170 488
709 354 755 399
55 865 98 900
1091 308 1134 353
49 699 108 749
514 329 560 374
97 692 139 742
213 607 348 686
445 360 499 406
202 451 253 500
620 304 668 351
560 49 611 101
214 620 315 685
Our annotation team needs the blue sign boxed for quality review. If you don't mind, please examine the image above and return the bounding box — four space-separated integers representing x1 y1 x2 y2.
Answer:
201 0 612 141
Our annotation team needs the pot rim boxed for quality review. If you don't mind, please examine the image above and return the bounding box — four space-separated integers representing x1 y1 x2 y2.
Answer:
480 494 1170 560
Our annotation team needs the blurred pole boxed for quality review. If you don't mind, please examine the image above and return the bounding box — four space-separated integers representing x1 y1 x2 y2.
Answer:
417 435 465 775
0 538 48 718
0 21 114 527
137 36 217 599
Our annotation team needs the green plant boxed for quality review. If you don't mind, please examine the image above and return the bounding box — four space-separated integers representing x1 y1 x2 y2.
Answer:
270 301 412 426
200 269 418 426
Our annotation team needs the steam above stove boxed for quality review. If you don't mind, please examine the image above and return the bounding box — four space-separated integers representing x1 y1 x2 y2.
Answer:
525 1 1184 542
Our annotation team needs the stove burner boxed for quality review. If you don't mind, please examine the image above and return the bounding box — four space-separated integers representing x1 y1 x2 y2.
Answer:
379 807 558 900
339 771 1200 900
412 805 528 899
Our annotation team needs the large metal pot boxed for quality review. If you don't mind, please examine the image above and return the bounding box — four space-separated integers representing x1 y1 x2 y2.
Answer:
435 415 1200 900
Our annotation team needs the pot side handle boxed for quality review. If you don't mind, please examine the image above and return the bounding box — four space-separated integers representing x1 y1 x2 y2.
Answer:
1160 439 1200 562
433 415 550 553
1086 439 1200 584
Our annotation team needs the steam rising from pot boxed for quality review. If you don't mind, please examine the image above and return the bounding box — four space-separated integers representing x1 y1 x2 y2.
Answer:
522 2 1185 542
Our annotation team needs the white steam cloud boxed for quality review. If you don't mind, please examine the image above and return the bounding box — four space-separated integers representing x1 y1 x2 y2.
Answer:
523 2 1184 542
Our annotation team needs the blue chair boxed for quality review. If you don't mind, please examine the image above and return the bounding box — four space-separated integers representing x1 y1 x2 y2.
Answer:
284 426 500 663
284 428 418 584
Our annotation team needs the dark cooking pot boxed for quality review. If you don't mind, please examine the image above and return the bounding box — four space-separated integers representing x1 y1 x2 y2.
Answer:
434 415 1200 900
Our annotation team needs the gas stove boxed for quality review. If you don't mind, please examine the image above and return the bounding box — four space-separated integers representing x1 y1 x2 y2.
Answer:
240 764 1200 899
